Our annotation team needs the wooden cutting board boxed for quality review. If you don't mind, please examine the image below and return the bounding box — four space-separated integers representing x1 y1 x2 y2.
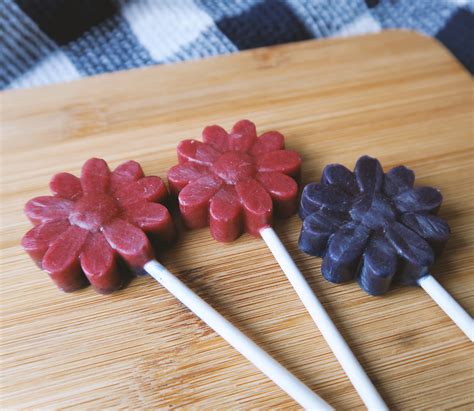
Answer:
1 31 473 410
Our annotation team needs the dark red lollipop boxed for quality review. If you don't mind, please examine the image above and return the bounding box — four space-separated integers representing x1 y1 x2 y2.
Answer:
167 120 301 242
22 158 175 294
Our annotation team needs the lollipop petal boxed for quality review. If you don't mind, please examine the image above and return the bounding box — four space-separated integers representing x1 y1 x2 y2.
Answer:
385 222 434 267
42 225 89 292
235 178 273 236
299 211 342 257
209 185 242 242
321 223 369 283
257 171 298 217
321 164 358 196
115 176 168 206
383 165 415 197
250 131 284 156
300 183 353 218
167 162 210 195
25 196 74 225
354 155 383 194
126 202 175 244
359 234 397 296
202 125 229 152
179 175 223 229
400 212 450 257
103 219 154 271
81 158 111 194
256 150 301 178
50 173 82 200
110 160 144 192
21 220 70 265
394 186 443 214
228 120 257 152
178 139 220 166
80 232 122 294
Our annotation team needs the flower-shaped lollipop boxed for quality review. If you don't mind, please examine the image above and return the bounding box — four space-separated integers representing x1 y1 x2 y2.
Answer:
167 119 301 242
22 158 175 294
299 155 472 341
299 155 450 295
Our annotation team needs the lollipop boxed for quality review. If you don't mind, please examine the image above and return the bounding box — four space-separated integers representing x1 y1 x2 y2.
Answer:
22 158 174 293
21 158 330 409
299 155 473 341
168 121 387 410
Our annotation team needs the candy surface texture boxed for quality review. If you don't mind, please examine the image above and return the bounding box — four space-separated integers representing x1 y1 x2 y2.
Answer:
22 158 175 294
299 156 450 295
168 120 301 242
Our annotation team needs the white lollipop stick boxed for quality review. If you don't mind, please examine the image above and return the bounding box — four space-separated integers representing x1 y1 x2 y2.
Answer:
418 275 474 342
260 227 387 411
144 260 332 410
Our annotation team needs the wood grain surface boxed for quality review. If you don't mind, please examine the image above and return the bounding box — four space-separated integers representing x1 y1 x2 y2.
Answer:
1 31 473 410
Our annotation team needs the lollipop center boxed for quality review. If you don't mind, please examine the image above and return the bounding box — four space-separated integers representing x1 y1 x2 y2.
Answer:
211 151 256 184
350 193 396 230
69 193 121 232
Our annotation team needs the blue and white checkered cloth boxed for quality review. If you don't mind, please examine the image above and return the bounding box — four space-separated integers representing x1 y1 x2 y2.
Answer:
1 0 473 90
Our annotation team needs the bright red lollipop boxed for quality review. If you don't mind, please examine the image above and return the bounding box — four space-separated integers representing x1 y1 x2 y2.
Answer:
168 119 300 241
168 121 387 409
20 157 329 408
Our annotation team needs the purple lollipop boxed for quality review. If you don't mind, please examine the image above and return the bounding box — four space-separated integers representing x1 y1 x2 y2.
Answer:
299 156 473 341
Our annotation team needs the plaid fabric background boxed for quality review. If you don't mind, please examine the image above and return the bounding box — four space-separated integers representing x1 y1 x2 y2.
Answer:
1 0 473 90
